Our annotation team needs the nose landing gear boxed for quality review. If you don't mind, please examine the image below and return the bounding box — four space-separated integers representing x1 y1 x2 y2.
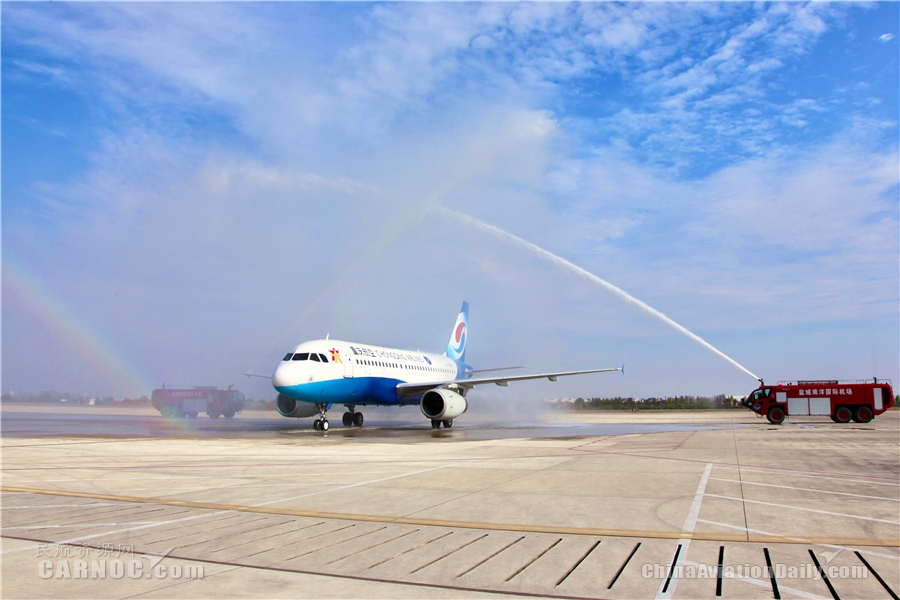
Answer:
313 403 330 431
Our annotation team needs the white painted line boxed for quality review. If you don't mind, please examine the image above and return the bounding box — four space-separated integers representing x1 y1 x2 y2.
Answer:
0 504 121 510
708 477 900 502
655 463 712 599
3 522 161 530
252 464 453 506
734 467 900 487
681 558 829 600
1 463 456 555
8 471 407 483
704 494 900 525
697 518 900 562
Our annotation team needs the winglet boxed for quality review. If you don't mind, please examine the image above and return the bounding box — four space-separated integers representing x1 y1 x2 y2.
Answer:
621 364 625 376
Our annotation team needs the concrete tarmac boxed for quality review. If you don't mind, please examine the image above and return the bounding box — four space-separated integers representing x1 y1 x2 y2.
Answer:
2 405 898 599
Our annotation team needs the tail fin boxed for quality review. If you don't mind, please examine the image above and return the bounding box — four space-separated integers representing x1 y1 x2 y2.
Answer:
445 302 469 363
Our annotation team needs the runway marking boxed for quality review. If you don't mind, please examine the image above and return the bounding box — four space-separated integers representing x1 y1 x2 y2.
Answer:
2 522 162 530
584 449 900 482
735 468 900 487
7 471 411 483
656 462 712 599
0 503 121 510
3 486 898 547
709 477 900 501
697 518 900 562
0 534 610 600
0 464 446 556
680 558 829 600
704 494 900 525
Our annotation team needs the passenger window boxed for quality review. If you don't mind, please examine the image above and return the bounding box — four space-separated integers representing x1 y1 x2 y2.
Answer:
292 353 309 361
283 353 293 361
310 354 320 362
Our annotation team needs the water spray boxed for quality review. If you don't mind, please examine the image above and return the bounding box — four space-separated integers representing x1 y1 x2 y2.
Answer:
439 207 760 381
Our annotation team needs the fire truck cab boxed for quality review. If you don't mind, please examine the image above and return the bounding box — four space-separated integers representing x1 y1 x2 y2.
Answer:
743 379 894 424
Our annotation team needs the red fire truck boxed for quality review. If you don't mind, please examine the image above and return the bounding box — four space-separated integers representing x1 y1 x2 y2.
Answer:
743 379 894 424
151 386 246 419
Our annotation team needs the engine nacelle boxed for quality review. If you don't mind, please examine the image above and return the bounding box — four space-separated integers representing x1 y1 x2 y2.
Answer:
421 388 468 421
276 394 319 418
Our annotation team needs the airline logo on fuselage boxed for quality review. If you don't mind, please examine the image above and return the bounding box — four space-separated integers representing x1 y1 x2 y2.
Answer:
329 348 342 363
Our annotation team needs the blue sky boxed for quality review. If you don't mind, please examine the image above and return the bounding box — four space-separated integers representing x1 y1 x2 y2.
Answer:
3 2 898 401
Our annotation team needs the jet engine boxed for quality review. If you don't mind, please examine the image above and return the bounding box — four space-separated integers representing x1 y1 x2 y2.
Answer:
276 394 319 418
420 388 468 420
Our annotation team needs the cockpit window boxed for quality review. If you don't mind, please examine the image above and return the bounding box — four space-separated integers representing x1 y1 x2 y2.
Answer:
310 353 320 362
319 353 328 362
292 353 309 361
283 353 293 361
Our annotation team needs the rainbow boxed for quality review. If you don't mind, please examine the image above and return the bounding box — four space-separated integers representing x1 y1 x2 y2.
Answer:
3 257 156 397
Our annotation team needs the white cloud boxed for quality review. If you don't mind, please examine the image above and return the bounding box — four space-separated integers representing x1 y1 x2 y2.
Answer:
879 33 895 43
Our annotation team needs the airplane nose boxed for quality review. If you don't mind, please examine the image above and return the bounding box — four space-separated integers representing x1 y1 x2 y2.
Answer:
271 363 294 389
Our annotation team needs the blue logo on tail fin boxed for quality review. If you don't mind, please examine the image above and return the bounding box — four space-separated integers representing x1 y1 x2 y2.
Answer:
445 302 469 365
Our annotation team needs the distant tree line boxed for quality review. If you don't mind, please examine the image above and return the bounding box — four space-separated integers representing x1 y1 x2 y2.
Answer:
1 391 275 410
568 394 743 410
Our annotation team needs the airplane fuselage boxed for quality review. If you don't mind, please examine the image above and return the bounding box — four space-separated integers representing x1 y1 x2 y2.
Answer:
272 340 461 406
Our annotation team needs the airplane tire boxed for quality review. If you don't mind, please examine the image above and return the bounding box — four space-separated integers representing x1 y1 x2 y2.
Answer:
431 420 440 429
321 419 329 431
342 412 353 427
353 412 364 427
314 419 321 430
442 419 453 428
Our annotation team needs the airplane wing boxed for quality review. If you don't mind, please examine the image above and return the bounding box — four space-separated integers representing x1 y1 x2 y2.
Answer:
395 366 623 398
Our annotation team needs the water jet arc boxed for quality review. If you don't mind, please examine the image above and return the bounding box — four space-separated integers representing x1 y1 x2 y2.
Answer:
439 207 759 381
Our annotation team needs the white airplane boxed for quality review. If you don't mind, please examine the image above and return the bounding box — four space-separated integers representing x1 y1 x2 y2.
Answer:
266 302 621 430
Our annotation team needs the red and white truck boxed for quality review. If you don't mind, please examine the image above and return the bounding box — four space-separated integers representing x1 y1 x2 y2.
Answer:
151 386 246 419
743 379 894 424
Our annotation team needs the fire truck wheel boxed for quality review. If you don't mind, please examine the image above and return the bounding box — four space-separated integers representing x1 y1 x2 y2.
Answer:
207 407 220 419
223 409 236 419
834 406 852 423
160 405 172 418
353 412 364 427
852 406 873 423
766 407 785 425
187 412 198 419
342 412 353 427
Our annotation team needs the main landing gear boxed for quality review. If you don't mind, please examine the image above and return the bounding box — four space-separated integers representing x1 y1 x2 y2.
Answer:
313 403 330 431
342 405 364 427
431 419 453 429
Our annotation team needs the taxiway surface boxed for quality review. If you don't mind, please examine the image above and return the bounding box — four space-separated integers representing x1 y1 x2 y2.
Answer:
2 405 898 599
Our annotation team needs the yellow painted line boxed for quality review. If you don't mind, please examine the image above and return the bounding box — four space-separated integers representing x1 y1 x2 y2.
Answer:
3 485 898 548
